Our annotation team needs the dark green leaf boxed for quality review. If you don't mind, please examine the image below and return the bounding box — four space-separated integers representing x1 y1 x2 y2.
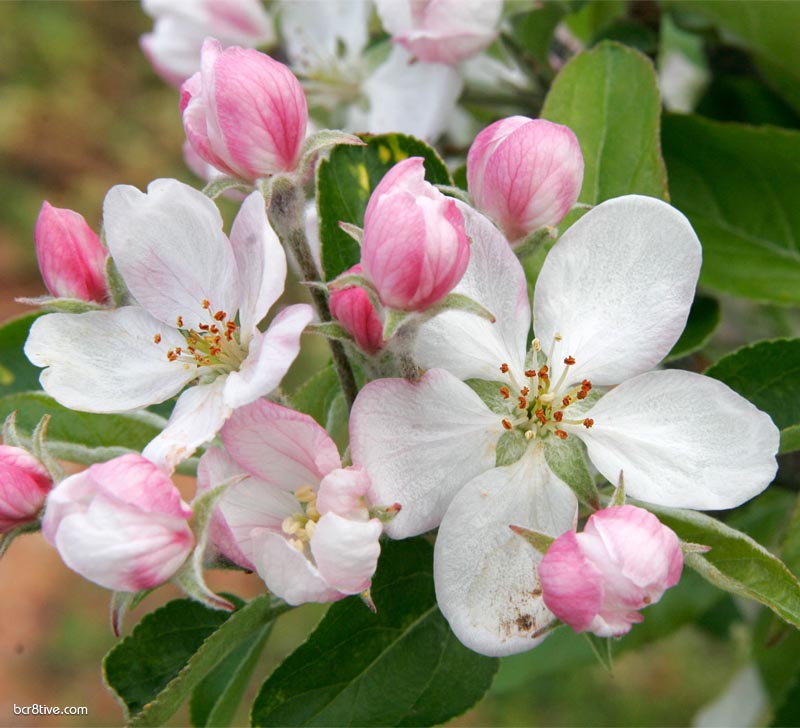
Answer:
507 3 566 67
644 503 800 630
705 339 800 453
251 539 498 727
541 41 668 206
290 364 342 427
316 133 452 281
665 294 720 361
564 0 626 45
0 391 166 465
0 312 43 397
103 595 287 727
662 115 800 304
190 622 273 727
771 671 800 728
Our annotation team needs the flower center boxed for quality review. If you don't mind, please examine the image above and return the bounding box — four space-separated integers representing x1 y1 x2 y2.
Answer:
498 335 594 440
153 299 246 373
281 485 320 552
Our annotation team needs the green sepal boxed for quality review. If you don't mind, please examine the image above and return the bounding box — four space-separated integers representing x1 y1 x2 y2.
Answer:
544 435 600 510
509 523 554 555
14 295 106 313
584 633 614 673
496 429 527 467
337 221 363 245
106 256 131 308
202 177 252 199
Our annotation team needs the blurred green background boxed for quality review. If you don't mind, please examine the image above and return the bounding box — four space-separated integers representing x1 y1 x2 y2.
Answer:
0 2 785 726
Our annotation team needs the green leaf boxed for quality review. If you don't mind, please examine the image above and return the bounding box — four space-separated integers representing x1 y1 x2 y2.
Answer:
506 3 567 68
541 40 668 206
564 0 626 45
316 133 452 281
190 622 273 728
662 115 800 304
705 339 800 453
251 539 498 727
103 595 288 727
0 391 167 465
644 502 800 630
290 364 342 427
0 312 43 396
665 294 720 361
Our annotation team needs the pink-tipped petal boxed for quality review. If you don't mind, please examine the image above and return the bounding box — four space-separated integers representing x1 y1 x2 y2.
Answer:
0 446 52 532
310 513 382 594
329 265 384 355
316 466 372 519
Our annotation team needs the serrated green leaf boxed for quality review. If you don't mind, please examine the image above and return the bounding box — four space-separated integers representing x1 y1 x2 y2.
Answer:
705 339 800 453
317 133 452 281
190 621 273 728
541 41 668 206
103 595 288 727
0 312 43 396
644 502 800 630
0 391 166 465
665 294 721 361
662 115 800 304
251 539 498 727
543 436 599 509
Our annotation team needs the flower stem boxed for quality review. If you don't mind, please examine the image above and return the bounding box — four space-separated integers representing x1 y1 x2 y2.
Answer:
266 176 359 409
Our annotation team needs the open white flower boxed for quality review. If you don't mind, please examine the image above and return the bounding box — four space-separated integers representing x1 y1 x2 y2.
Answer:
350 196 779 656
25 180 312 471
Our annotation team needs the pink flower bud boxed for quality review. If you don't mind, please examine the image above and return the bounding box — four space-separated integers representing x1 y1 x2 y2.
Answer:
181 38 308 182
539 505 683 637
329 265 384 355
0 446 52 532
467 117 584 243
361 158 469 312
42 454 194 592
376 0 503 66
34 202 108 303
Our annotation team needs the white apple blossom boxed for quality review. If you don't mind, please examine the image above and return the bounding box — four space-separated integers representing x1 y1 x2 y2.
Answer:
25 181 312 472
350 196 780 656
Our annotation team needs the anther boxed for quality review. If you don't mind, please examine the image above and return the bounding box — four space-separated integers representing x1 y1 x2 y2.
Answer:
521 387 530 396
562 396 571 407
500 363 509 373
563 355 576 366
502 419 513 430
582 380 592 391
532 338 541 351
554 429 568 440
524 430 535 440
535 410 547 425
518 396 527 410
576 390 587 400
538 366 549 379
175 347 182 355
176 316 184 328
553 411 563 422
153 334 161 344
499 386 510 399
525 369 536 378
199 323 210 331
202 299 211 309
583 418 594 429
554 333 563 341
214 310 226 321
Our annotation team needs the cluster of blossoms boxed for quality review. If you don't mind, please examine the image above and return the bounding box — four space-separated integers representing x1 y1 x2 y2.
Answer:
2 0 781 664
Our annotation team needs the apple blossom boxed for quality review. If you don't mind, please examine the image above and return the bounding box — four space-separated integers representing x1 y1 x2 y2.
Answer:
467 117 584 243
329 265 385 355
181 39 308 182
198 399 386 605
0 446 52 532
351 196 779 655
34 202 109 303
25 180 312 471
375 0 503 66
42 454 194 592
539 505 684 637
361 158 469 312
140 0 275 87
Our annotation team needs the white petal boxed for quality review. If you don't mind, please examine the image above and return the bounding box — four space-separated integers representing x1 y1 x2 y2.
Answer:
359 45 463 141
310 513 382 594
103 179 239 327
414 203 531 388
229 191 287 335
223 304 313 410
143 378 230 472
25 307 193 412
574 369 780 510
222 399 341 490
534 196 701 388
350 368 504 538
434 445 578 657
251 529 342 605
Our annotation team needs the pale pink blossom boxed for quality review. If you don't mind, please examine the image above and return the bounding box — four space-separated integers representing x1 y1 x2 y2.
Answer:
34 202 108 303
375 0 503 66
329 264 384 355
361 158 469 312
140 0 275 87
0 446 52 532
467 117 584 243
42 454 194 592
25 181 312 472
198 400 384 605
181 39 307 182
540 505 684 637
